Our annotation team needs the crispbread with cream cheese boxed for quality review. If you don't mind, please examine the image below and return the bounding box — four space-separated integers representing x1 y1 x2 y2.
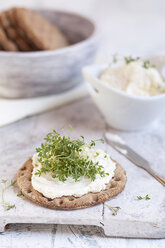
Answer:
17 158 126 210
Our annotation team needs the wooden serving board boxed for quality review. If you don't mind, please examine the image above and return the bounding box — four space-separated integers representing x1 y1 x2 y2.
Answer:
0 98 165 238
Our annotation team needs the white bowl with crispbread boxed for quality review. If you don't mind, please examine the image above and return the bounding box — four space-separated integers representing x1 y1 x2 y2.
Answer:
0 8 98 98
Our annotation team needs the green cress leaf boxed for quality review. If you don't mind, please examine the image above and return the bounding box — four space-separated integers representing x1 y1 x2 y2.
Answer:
105 204 121 216
35 129 107 182
1 179 7 184
0 179 17 211
143 60 155 69
137 196 143 200
17 191 24 197
145 194 150 200
124 56 140 64
10 180 17 186
137 194 150 200
124 56 155 69
7 204 15 211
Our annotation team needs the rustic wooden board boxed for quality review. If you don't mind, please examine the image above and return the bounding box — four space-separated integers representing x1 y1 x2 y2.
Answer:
0 98 165 238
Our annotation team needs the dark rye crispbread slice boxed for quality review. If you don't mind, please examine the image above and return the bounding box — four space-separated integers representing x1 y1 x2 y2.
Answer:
0 10 33 51
0 26 18 51
11 7 69 51
7 9 37 51
0 42 5 50
17 158 126 210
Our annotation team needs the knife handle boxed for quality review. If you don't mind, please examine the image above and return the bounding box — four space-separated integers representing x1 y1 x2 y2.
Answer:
144 167 165 187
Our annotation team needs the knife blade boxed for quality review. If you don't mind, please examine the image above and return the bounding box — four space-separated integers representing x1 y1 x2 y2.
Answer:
104 132 165 187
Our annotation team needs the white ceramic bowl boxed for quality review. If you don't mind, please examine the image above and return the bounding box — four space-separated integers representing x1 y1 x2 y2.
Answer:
0 9 98 99
83 56 165 131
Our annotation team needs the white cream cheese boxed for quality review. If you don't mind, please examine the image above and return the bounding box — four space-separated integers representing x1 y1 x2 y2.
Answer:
100 60 165 97
31 147 116 198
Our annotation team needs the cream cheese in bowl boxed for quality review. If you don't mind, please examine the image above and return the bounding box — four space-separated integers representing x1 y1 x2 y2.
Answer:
100 58 165 97
82 55 165 131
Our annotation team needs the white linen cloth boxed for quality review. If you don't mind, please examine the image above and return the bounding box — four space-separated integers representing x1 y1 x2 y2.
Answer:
0 84 88 127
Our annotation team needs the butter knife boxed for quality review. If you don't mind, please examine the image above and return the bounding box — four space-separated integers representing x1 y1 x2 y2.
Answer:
104 132 165 187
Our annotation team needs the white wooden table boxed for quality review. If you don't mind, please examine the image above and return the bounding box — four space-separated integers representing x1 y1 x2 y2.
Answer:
0 223 165 248
0 97 165 247
1 0 165 247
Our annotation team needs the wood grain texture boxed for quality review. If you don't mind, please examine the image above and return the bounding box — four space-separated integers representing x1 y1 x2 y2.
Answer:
0 98 165 239
0 224 165 248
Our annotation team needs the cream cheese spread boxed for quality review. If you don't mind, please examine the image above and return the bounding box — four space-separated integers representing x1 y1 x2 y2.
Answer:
100 60 165 97
31 147 116 198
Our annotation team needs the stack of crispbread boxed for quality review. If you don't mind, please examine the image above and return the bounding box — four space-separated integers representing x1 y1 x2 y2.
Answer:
0 7 68 51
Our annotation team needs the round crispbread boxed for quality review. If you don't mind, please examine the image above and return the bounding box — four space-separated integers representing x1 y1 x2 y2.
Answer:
0 10 33 51
17 158 126 210
0 25 18 51
11 7 69 50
